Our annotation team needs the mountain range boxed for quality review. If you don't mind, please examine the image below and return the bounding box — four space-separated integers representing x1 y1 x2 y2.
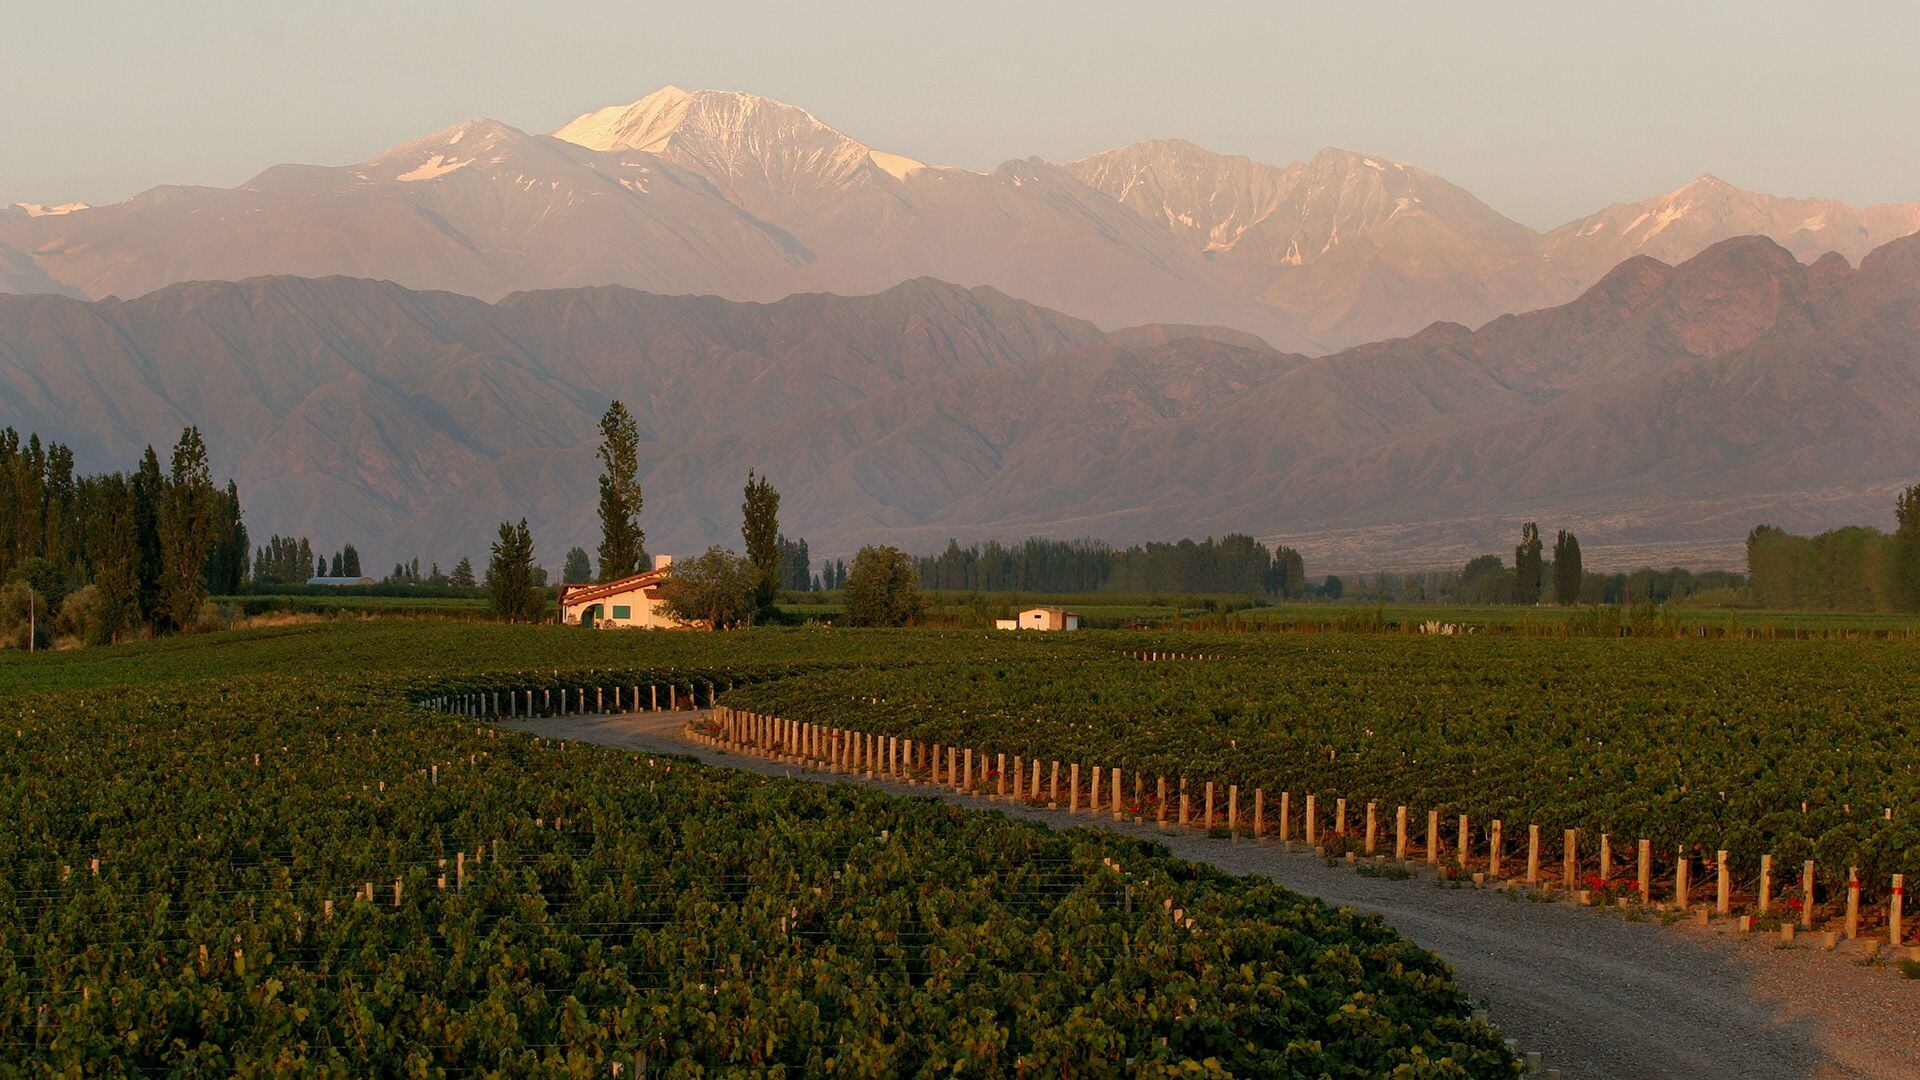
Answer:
4 231 1916 571
7 86 1920 351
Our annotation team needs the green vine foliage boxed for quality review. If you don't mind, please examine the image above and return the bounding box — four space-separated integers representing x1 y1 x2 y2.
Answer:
0 623 1515 1075
721 633 1920 891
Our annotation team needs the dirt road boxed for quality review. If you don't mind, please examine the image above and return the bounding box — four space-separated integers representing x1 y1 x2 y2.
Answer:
504 710 1920 1079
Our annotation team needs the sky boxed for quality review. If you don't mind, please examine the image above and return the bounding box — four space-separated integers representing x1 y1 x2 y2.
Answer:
5 0 1919 228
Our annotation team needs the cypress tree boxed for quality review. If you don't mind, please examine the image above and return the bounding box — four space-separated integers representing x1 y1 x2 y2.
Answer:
487 519 548 622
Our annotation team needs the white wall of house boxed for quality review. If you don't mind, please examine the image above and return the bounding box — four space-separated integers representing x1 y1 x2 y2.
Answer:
559 555 684 629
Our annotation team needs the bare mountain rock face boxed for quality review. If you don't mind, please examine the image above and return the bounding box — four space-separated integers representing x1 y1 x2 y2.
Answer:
9 87 1918 353
2 234 1915 570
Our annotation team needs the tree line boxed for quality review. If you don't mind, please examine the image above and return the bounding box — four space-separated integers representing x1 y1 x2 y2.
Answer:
914 535 1310 598
1 427 245 647
1745 485 1920 611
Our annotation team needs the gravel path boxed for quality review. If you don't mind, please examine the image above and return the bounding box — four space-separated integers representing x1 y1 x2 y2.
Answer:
505 710 1920 1079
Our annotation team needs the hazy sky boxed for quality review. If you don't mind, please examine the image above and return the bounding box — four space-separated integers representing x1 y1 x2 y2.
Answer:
6 0 1918 228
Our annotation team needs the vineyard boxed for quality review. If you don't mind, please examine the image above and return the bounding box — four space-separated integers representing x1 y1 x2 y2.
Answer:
716 632 1920 942
0 623 1515 1075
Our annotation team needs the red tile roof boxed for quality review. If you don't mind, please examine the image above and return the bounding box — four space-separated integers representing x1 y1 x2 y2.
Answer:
558 566 670 608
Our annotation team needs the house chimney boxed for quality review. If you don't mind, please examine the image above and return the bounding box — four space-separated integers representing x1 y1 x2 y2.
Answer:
653 553 672 571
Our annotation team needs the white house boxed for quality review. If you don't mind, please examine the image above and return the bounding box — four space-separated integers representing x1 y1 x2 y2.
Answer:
558 555 687 629
995 607 1081 631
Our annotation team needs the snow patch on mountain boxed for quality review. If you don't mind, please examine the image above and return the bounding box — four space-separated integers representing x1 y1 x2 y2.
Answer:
396 155 469 183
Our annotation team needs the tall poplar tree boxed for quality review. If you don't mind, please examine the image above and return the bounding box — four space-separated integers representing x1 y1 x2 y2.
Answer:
741 471 781 608
156 428 215 631
1514 522 1543 606
595 401 645 580
1552 530 1583 605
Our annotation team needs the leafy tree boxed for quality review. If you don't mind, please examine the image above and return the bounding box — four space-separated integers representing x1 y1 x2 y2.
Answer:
741 471 781 608
1513 523 1543 606
448 556 477 589
156 428 216 631
843 545 924 627
595 401 645 581
563 546 594 584
1895 484 1920 611
657 546 757 629
1552 530 1583 605
485 519 549 622
1321 575 1344 600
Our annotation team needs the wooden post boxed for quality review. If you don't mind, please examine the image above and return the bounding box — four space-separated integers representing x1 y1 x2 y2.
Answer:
1254 789 1266 838
949 746 959 789
1032 759 1042 801
1637 839 1651 904
1179 790 1190 827
1364 802 1377 855
1457 813 1470 869
1335 797 1347 836
1069 764 1080 813
1716 850 1731 916
1845 867 1860 940
1204 782 1215 829
1489 820 1503 878
1802 860 1816 928
1157 775 1168 825
1113 768 1124 820
1395 806 1407 861
1526 825 1541 885
1891 874 1905 950
1090 765 1102 815
1050 761 1060 807
1228 785 1239 833
1427 809 1439 865
1305 795 1318 845
963 748 974 792
997 753 1008 797
1599 834 1612 881
456 850 466 891
1758 854 1773 912
1564 829 1578 890
1675 850 1690 911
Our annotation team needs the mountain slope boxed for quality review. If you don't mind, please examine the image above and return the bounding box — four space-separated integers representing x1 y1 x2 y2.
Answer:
0 275 1104 560
1545 175 1920 286
5 233 1914 571
1066 141 1549 343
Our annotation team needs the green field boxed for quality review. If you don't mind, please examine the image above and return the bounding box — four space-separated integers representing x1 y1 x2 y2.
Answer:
0 622 1514 1075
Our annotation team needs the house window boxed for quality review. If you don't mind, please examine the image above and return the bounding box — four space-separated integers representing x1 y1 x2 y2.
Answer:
611 605 632 620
